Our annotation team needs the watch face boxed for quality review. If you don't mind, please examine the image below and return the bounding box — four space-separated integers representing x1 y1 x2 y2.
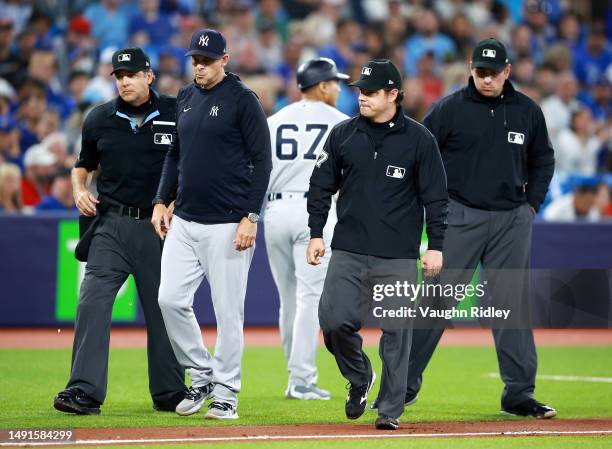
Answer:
247 213 259 223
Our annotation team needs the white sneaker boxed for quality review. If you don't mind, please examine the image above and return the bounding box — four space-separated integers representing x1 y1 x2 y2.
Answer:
204 401 239 420
285 384 331 400
175 384 213 416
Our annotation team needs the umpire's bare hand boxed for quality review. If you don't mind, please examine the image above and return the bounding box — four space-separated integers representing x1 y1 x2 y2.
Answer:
234 218 256 251
74 189 99 216
307 238 325 265
152 203 173 240
421 249 443 278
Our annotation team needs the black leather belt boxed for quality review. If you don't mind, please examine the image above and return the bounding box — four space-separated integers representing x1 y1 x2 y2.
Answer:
267 192 308 201
107 203 153 219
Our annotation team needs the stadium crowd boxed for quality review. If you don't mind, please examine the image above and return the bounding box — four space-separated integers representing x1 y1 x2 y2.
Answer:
0 0 609 220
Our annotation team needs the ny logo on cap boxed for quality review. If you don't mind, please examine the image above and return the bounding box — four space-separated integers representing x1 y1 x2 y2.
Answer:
118 54 131 62
361 67 372 76
482 49 496 58
199 35 210 47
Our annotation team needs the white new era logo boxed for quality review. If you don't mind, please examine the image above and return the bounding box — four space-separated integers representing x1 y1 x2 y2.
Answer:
388 80 394 85
482 49 496 58
118 53 131 62
361 67 372 76
199 35 209 46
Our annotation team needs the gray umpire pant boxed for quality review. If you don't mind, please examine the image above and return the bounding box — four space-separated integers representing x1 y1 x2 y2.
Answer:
319 249 417 419
404 199 537 408
67 211 186 404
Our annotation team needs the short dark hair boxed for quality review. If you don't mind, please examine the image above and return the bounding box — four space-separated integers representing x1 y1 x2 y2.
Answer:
386 89 404 106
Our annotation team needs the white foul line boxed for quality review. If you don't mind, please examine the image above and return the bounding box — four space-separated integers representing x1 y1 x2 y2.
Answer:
485 372 612 383
2 430 612 447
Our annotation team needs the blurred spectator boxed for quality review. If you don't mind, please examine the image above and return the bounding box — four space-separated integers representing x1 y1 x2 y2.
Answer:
64 16 97 74
542 43 572 72
0 115 20 165
42 132 73 169
155 73 182 97
67 70 90 107
36 167 76 212
256 0 289 43
82 47 116 103
595 180 612 218
534 64 557 98
0 17 22 86
21 143 55 207
83 0 132 49
557 12 582 52
404 9 457 77
555 108 606 176
541 70 580 147
573 22 612 87
543 178 601 222
319 18 361 72
510 24 534 60
0 161 21 213
130 0 178 49
0 0 32 35
415 51 444 111
301 0 346 48
447 12 476 60
258 19 283 71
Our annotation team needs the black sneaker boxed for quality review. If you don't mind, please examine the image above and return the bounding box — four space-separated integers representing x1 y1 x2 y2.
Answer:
375 414 399 430
346 371 376 420
153 390 188 412
501 399 557 419
53 388 101 415
370 392 418 411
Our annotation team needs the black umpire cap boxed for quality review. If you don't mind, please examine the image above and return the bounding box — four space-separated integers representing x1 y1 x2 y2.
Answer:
110 47 151 75
296 58 349 91
349 59 402 91
471 38 509 73
185 28 227 59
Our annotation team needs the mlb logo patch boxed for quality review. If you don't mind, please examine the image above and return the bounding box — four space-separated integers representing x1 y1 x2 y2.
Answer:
118 53 131 62
154 133 173 145
508 132 525 145
482 49 496 58
361 67 372 76
386 165 405 179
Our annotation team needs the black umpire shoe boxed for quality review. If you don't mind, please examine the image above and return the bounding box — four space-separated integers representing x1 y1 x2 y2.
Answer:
370 392 418 411
153 390 188 412
346 371 376 420
501 399 557 419
375 414 400 430
53 388 101 415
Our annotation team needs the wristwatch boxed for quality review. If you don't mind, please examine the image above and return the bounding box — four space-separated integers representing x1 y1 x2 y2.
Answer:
247 212 260 223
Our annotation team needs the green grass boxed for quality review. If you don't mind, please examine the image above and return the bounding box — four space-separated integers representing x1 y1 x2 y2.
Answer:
0 346 611 429
74 437 612 449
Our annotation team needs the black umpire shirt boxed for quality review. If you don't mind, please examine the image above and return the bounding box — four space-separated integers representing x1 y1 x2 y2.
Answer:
155 73 272 223
308 107 448 259
75 89 177 209
424 77 555 211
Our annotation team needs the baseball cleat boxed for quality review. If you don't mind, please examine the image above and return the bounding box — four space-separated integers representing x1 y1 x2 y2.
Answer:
175 384 214 416
346 370 376 420
501 399 557 419
375 414 400 430
370 392 418 411
204 401 239 420
285 384 331 400
53 388 101 415
153 390 188 412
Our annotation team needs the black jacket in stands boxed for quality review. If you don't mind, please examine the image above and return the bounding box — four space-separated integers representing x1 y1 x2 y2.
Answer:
424 77 555 211
75 90 175 209
155 73 272 223
308 108 448 259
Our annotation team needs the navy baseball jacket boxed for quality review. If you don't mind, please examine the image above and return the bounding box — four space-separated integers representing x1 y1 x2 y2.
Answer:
155 73 272 223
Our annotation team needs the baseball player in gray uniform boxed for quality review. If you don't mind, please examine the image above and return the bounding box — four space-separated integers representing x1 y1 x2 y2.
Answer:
265 58 349 400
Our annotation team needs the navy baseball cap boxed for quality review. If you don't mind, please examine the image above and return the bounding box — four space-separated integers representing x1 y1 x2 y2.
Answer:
110 47 151 75
349 59 403 91
185 29 227 59
472 38 509 73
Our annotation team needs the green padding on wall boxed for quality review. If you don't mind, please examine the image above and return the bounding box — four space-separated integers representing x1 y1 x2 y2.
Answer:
55 220 138 322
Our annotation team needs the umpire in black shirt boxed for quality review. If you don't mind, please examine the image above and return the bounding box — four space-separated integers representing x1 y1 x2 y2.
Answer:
53 47 186 415
307 59 448 430
374 38 557 419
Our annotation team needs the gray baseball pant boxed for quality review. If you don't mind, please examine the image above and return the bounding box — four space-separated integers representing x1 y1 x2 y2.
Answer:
401 200 537 408
158 215 254 407
318 249 417 419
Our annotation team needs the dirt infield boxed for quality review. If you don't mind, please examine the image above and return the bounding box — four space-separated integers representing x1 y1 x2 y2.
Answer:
1 327 612 348
2 419 611 447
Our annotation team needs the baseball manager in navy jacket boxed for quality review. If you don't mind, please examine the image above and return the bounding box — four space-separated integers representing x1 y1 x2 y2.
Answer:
151 29 272 420
373 38 557 419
